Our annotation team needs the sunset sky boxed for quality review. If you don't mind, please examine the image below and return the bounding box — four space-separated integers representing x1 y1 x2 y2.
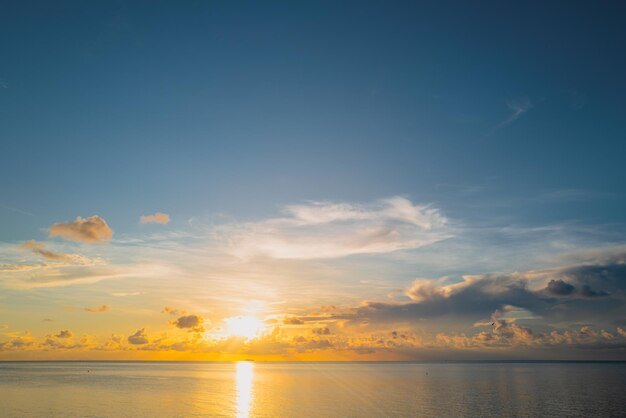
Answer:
1 1 625 360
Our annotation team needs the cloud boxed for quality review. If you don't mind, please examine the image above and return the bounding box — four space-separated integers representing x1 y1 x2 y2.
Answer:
19 240 93 264
0 264 153 289
171 315 205 333
55 330 72 339
579 285 609 298
0 263 44 273
2 318 625 359
49 215 113 243
490 97 532 133
1 261 172 289
0 204 35 217
19 240 45 250
0 332 34 350
140 212 170 225
283 317 304 325
546 279 576 296
162 307 180 315
312 327 331 335
222 197 451 259
84 304 109 313
313 253 626 326
127 328 148 345
434 321 626 351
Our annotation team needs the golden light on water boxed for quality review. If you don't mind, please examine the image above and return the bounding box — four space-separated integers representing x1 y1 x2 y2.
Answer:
235 362 254 418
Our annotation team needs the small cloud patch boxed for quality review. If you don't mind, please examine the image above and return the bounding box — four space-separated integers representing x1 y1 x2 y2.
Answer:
140 212 170 225
49 215 113 243
128 328 148 345
171 315 205 333
84 304 109 313
55 330 72 339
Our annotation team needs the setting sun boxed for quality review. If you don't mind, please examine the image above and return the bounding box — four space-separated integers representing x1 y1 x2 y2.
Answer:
224 316 264 340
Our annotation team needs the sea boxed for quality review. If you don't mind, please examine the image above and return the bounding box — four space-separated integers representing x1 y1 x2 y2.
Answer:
0 361 624 417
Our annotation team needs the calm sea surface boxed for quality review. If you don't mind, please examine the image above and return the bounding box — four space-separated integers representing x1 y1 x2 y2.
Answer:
0 362 624 417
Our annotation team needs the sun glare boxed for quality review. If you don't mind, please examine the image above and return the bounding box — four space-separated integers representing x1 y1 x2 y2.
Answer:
235 362 254 417
225 316 263 340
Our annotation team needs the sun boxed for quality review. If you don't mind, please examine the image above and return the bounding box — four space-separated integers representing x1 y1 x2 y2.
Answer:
224 316 263 340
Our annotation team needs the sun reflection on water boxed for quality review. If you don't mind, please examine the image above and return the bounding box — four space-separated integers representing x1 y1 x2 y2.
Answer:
235 362 254 418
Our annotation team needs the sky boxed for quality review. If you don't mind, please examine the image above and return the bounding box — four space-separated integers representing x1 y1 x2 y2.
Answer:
1 0 626 360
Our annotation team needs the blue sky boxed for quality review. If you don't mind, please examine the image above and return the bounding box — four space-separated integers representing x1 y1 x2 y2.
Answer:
2 0 625 235
1 1 626 360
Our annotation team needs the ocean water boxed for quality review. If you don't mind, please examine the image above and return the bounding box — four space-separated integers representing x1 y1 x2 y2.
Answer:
0 362 624 417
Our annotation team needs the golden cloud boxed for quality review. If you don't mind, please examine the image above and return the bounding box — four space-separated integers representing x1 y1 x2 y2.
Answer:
19 240 93 264
84 304 109 313
49 215 113 243
140 212 170 225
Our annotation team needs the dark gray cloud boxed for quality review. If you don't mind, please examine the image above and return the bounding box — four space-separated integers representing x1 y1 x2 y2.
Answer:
312 327 331 335
580 285 609 298
128 328 148 345
55 330 72 339
171 315 204 333
321 255 626 326
560 262 626 297
391 331 408 339
547 279 575 296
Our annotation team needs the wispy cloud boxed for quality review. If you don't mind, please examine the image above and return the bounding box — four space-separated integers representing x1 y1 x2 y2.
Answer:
220 197 452 259
111 292 141 297
0 204 35 217
489 97 533 134
19 240 94 264
84 304 109 313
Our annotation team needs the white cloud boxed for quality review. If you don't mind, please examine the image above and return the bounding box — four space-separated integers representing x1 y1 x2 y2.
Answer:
491 97 533 133
221 197 452 259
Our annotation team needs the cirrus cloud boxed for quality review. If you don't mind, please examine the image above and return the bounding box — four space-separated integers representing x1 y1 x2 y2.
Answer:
221 197 452 259
19 240 93 264
84 304 109 313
